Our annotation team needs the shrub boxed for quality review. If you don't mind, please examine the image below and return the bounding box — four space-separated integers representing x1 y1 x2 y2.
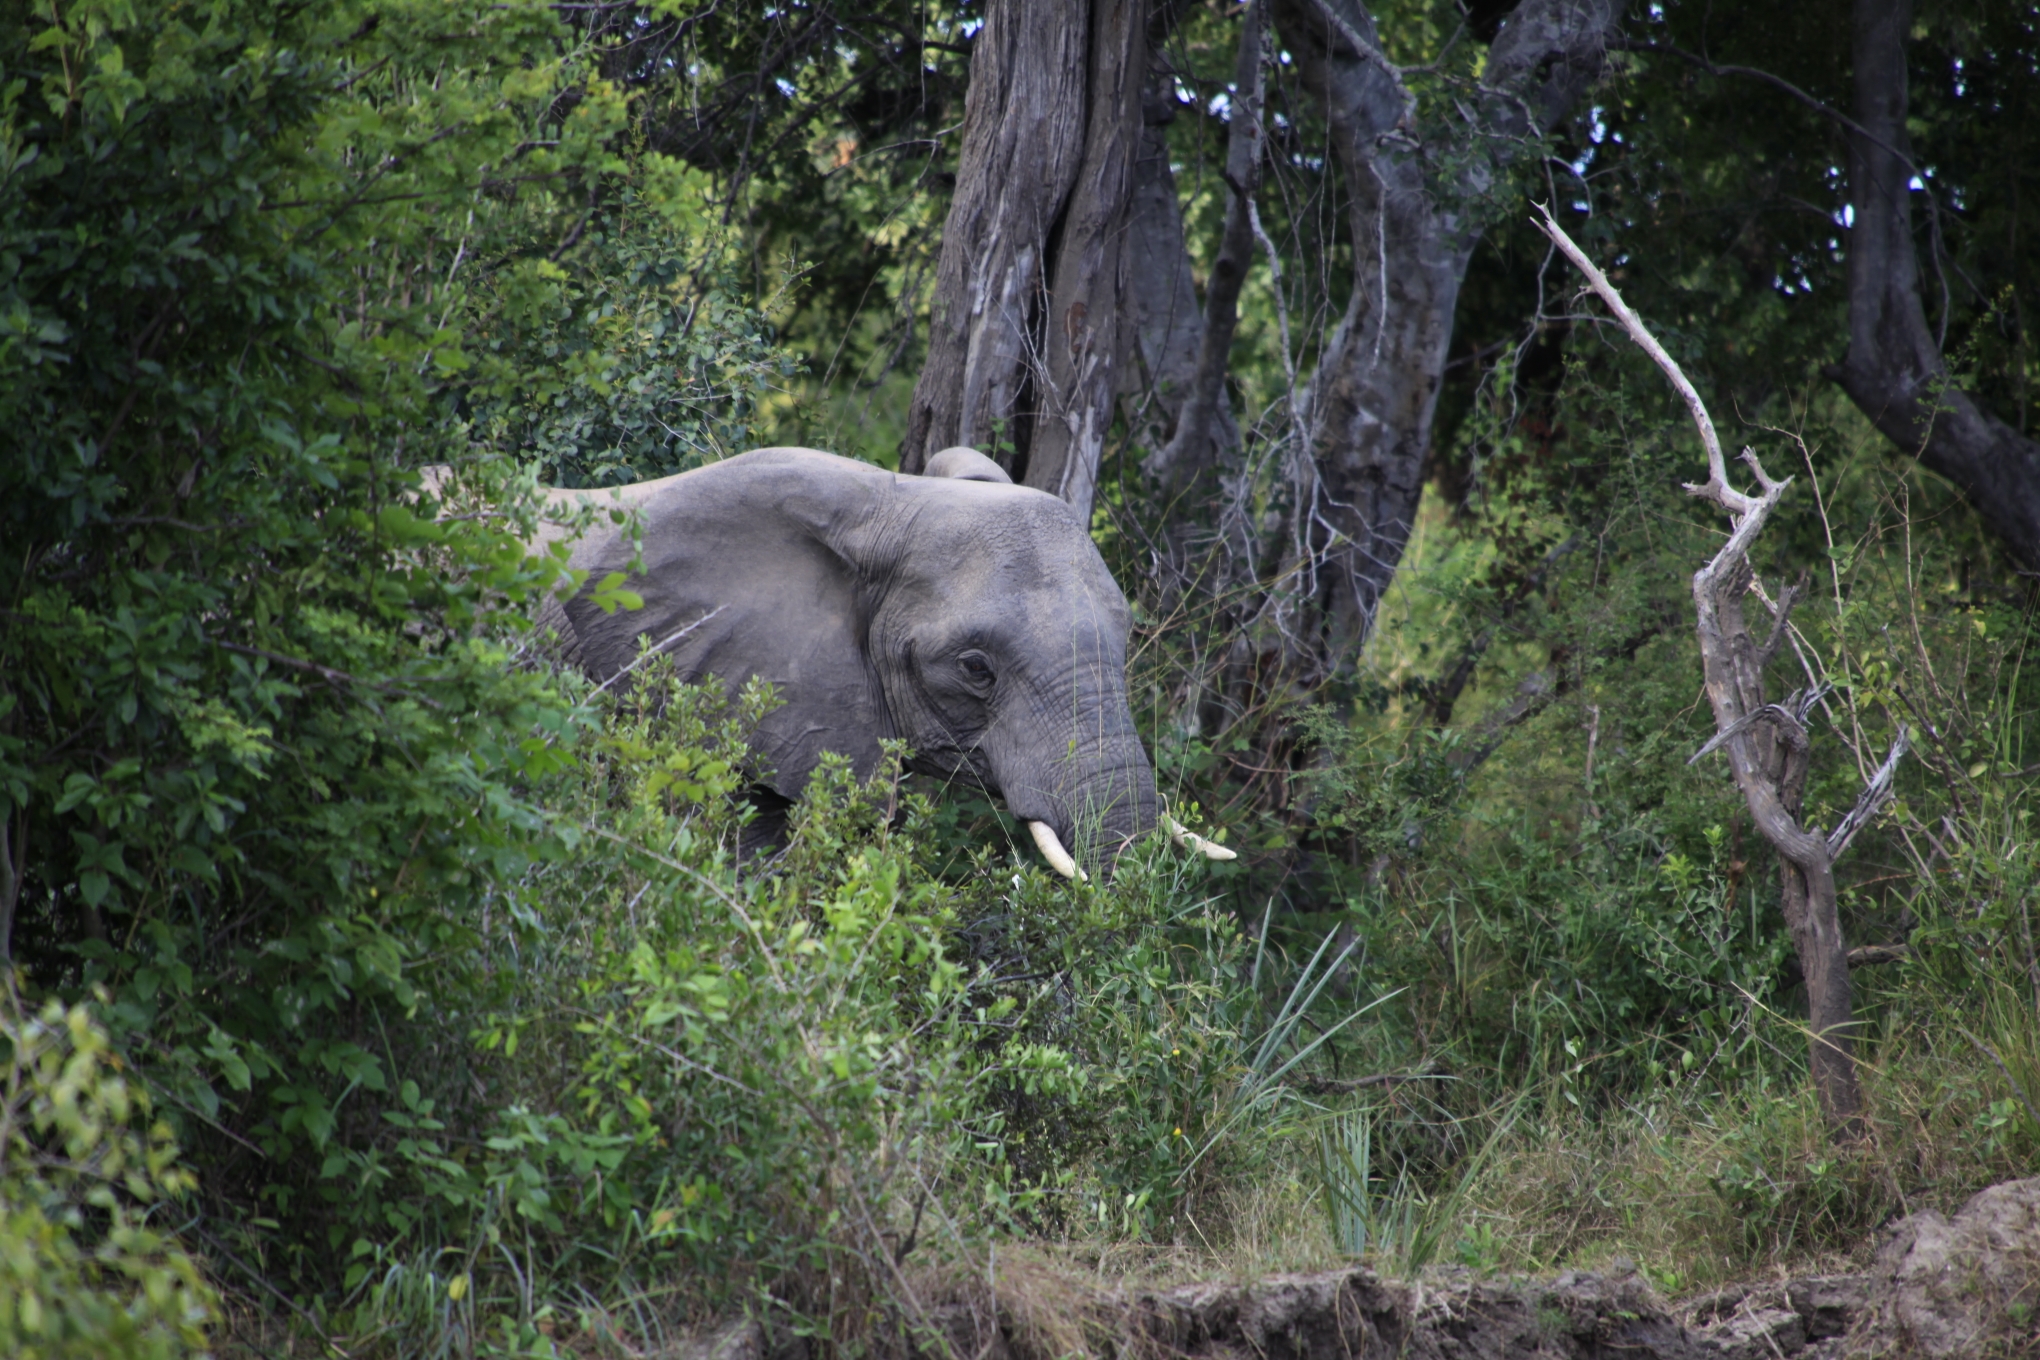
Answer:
0 0 752 1300
0 988 214 1360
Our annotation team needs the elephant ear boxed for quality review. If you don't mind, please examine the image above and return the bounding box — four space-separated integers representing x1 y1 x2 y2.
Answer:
553 449 895 800
923 446 1012 483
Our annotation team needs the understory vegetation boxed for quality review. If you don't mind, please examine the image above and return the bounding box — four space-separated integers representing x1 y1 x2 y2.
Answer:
2 1 2036 1357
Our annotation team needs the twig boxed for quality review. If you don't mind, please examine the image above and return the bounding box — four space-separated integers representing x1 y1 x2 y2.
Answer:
1308 0 1418 128
209 638 364 688
588 607 727 698
206 636 444 710
1287 1071 1445 1095
1957 1026 2040 1136
1827 727 1910 860
566 820 786 993
1613 37 1971 334
190 1224 356 1358
1756 570 1809 669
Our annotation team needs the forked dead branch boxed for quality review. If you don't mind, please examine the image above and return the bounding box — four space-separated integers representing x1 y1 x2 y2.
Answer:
1532 206 1910 1140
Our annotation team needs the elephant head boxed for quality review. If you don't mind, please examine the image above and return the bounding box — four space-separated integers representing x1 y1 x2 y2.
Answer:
537 446 1231 877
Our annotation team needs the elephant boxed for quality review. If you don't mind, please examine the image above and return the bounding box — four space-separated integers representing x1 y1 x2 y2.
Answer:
525 445 1233 878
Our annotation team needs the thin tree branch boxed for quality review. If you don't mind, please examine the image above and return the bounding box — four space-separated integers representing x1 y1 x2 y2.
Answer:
204 635 444 710
587 607 727 698
1307 0 1416 127
1532 203 1749 514
1827 726 1910 861
1613 38 1885 157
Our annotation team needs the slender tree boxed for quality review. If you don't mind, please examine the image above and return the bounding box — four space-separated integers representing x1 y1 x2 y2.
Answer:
1833 0 2040 569
1249 0 1619 684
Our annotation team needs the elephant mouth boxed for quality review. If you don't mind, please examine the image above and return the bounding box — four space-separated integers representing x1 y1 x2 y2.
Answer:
1022 815 1236 881
903 746 994 791
917 739 1236 879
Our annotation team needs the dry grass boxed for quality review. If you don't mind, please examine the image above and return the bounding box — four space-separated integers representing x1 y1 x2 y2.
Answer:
210 975 2040 1359
1014 998 2039 1305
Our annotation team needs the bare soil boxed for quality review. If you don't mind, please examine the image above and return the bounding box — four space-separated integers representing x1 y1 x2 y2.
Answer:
683 1177 2040 1360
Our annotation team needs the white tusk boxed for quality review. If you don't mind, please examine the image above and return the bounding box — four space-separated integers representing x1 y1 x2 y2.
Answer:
1027 821 1088 882
1167 816 1238 861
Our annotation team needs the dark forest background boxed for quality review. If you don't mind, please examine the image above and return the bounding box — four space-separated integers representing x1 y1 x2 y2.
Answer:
2 1 2037 1355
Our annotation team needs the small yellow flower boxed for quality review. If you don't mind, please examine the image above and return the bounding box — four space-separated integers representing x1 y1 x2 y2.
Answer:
1171 1048 1180 1056
1173 1126 1183 1137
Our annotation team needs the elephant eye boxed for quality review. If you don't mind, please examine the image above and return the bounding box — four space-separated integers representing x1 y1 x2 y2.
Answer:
959 652 994 685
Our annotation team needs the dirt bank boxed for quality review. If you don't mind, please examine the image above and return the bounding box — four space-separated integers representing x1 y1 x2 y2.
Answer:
686 1177 2040 1360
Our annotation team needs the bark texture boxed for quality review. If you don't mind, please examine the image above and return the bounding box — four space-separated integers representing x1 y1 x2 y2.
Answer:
1263 0 1618 681
1119 64 1207 448
900 2 1090 479
902 0 1149 522
1144 0 1263 499
1026 0 1150 514
1834 0 2040 568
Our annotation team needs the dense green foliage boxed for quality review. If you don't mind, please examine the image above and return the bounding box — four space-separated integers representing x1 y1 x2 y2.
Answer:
0 0 770 1325
2 1 2038 1357
0 0 596 1089
0 991 215 1359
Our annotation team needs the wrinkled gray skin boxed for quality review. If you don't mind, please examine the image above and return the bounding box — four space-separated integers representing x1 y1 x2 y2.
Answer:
538 446 1158 870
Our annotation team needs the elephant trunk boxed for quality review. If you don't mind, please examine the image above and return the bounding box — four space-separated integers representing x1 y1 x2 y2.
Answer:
1041 746 1158 878
990 676 1164 879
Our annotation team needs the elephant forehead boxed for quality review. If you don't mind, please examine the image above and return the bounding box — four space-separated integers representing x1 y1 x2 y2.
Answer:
906 501 1114 584
897 541 1129 633
984 582 1132 656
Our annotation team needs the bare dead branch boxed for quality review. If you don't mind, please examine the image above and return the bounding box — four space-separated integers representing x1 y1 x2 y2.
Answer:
588 607 728 699
1687 689 1826 767
1533 205 1875 1140
1531 204 1750 516
1827 726 1911 862
1757 570 1809 669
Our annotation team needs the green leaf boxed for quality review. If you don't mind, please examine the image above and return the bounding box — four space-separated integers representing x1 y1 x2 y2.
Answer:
586 572 644 616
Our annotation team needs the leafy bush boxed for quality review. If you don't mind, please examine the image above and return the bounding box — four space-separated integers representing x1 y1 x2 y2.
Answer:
0 989 214 1360
0 0 723 1299
464 195 798 487
286 665 1055 1348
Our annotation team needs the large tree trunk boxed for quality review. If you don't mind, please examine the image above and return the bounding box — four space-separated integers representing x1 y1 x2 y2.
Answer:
1119 59 1215 461
1834 0 2040 568
902 0 1148 520
1144 0 1264 500
1258 0 1618 684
